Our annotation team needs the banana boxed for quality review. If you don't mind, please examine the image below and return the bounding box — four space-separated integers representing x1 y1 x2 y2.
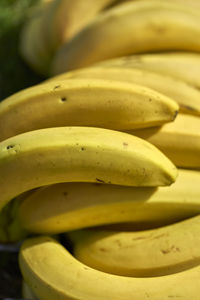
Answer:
127 114 200 169
22 281 38 300
42 0 121 57
51 0 200 74
18 169 199 234
19 235 200 300
0 197 28 243
0 79 178 141
49 66 200 116
19 1 52 75
69 215 200 277
97 52 200 88
0 126 177 212
20 0 124 75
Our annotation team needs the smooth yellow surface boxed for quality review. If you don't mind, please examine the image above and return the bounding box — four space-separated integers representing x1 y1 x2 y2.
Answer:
0 126 177 212
49 66 200 115
71 215 200 277
128 114 200 168
52 0 200 73
18 169 199 234
19 235 200 300
0 78 178 141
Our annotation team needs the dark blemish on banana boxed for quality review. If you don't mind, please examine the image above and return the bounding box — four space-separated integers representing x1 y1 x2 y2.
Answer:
99 247 107 252
115 239 122 247
173 110 179 121
123 142 128 147
161 249 170 254
7 144 14 150
53 85 61 90
161 245 180 255
154 233 169 239
96 178 105 183
132 236 148 241
181 104 197 112
63 192 68 196
60 97 67 102
6 144 20 154
81 147 85 151
149 98 152 102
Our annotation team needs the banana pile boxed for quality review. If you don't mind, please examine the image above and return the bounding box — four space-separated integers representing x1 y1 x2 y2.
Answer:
1 0 200 299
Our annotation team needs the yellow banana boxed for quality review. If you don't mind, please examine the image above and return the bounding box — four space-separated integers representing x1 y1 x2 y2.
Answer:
97 52 200 88
49 66 200 116
19 1 52 75
0 79 178 141
0 126 177 212
18 169 199 234
70 215 200 277
51 0 200 74
19 235 200 300
22 281 38 300
127 114 200 169
0 197 28 243
20 0 124 75
42 0 120 56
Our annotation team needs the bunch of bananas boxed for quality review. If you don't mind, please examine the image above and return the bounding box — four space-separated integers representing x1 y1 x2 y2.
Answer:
1 0 200 299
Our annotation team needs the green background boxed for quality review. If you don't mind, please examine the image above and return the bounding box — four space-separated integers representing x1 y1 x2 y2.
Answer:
0 1 44 297
0 0 44 102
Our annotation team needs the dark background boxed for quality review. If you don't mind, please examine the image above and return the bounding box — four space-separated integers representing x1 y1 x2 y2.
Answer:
0 0 44 298
0 0 44 102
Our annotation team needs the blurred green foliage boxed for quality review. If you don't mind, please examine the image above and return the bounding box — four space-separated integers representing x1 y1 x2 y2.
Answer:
0 2 45 297
0 0 44 101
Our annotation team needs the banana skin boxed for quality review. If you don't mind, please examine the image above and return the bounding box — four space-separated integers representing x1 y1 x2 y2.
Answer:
51 0 200 73
70 215 200 277
19 235 200 300
0 126 177 213
0 78 178 141
18 169 200 234
127 114 200 169
97 52 200 88
49 66 200 116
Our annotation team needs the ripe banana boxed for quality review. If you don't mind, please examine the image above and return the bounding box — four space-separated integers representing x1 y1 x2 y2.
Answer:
51 0 200 74
0 126 177 212
20 0 127 75
0 197 28 243
19 1 52 75
49 66 200 116
18 169 199 234
22 281 38 300
127 114 200 169
0 78 178 141
42 0 121 56
69 215 200 277
97 52 200 88
19 235 200 300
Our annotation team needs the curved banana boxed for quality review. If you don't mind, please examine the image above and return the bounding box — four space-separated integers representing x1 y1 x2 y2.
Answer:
51 0 200 74
19 235 200 300
70 215 200 277
0 79 178 141
0 126 177 212
20 0 125 75
127 114 200 169
18 169 199 234
49 66 200 115
97 52 200 88
42 0 120 57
